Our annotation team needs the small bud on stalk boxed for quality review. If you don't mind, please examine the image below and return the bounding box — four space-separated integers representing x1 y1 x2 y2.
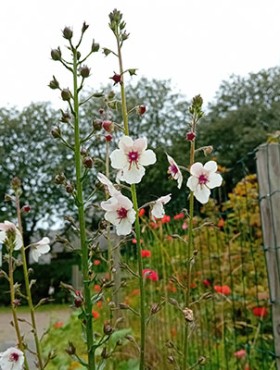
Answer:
51 48 62 61
62 26 73 40
83 156 94 169
51 126 61 139
49 76 60 90
92 119 102 131
105 134 113 142
54 173 66 185
21 204 31 213
102 120 114 133
186 131 196 141
91 40 100 52
110 72 122 85
65 182 74 194
79 65 90 78
137 105 146 115
61 88 72 101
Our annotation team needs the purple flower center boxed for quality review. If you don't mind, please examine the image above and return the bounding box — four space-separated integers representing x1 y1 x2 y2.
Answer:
128 151 139 163
9 352 19 362
169 164 178 175
117 207 128 219
198 174 208 185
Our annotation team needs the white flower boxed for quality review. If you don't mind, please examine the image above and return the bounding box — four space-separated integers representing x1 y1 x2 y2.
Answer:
151 194 171 220
0 347 24 370
0 221 23 251
97 173 120 197
166 154 183 189
101 194 136 236
187 161 223 204
30 237 50 262
110 136 156 184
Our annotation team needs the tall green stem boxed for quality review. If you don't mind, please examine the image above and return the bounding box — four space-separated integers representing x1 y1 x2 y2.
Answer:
15 195 42 369
183 139 195 370
72 48 95 369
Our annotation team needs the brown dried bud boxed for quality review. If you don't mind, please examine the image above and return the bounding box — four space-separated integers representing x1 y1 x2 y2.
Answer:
101 348 109 359
51 126 61 139
80 65 90 78
198 356 207 365
11 177 21 191
167 356 175 364
119 303 129 310
110 72 122 85
54 173 66 185
51 48 62 61
92 119 102 131
13 299 21 307
203 146 213 156
21 205 31 213
151 303 161 315
182 307 194 322
65 182 74 194
103 322 114 336
63 27 73 40
74 290 84 308
65 342 76 355
61 88 72 101
83 156 93 169
49 76 60 90
60 110 71 123
105 134 113 142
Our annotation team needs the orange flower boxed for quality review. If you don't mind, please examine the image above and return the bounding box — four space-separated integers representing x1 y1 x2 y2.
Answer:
93 259 101 266
252 306 268 318
217 218 225 229
174 212 185 220
92 310 100 319
214 285 231 295
141 249 151 258
93 284 101 293
96 300 103 309
138 208 145 217
53 321 64 329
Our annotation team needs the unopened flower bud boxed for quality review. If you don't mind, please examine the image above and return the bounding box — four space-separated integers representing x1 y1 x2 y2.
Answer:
186 131 196 141
80 65 90 78
11 177 21 191
102 120 114 133
137 105 146 115
22 204 31 213
13 299 21 307
198 356 207 365
167 356 175 364
91 40 100 52
128 68 137 76
63 27 73 40
105 134 113 142
65 182 74 193
107 91 115 100
49 76 60 90
80 147 88 156
151 303 161 315
110 72 122 85
203 146 213 156
74 291 84 308
101 348 109 359
54 173 66 185
83 156 93 169
51 48 62 61
51 126 61 139
119 303 129 310
60 110 71 123
4 194 14 202
93 119 102 131
65 342 76 355
103 48 112 56
103 322 114 335
61 88 72 101
81 22 89 33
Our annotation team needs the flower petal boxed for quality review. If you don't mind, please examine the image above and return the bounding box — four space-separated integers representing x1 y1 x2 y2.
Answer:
139 149 156 166
123 165 145 184
194 186 211 204
133 137 147 152
190 162 203 177
204 160 218 172
104 210 119 226
14 229 23 250
110 149 127 170
208 173 223 189
187 175 199 191
101 197 119 212
119 135 133 150
116 219 133 235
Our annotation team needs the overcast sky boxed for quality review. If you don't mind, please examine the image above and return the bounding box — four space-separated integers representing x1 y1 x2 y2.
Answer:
1 0 280 109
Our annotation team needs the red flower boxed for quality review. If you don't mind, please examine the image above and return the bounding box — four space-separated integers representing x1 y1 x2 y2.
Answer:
53 321 64 329
186 131 196 141
93 259 101 266
105 134 113 142
142 269 159 281
252 306 268 318
149 222 159 229
141 250 151 258
132 238 143 244
214 285 231 295
203 279 212 287
173 212 185 220
92 310 100 319
234 349 246 359
161 215 171 223
138 208 145 217
217 218 225 229
93 284 101 293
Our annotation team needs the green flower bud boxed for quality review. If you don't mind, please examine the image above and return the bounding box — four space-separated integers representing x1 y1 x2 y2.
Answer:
79 65 90 78
103 48 112 57
51 48 62 61
61 88 72 101
81 22 89 33
51 126 61 138
48 76 60 90
91 40 100 52
63 27 73 40
60 110 71 123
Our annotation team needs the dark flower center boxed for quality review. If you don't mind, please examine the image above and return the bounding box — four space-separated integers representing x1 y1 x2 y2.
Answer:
9 352 19 362
198 174 208 185
169 164 178 175
117 207 128 219
128 151 139 163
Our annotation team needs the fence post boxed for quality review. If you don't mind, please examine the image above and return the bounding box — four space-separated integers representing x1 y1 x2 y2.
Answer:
256 142 280 368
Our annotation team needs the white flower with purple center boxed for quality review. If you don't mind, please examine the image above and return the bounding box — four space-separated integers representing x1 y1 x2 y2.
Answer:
0 221 23 251
151 194 171 220
0 347 24 370
166 154 183 189
101 193 136 236
110 136 156 184
187 161 223 204
30 237 51 262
